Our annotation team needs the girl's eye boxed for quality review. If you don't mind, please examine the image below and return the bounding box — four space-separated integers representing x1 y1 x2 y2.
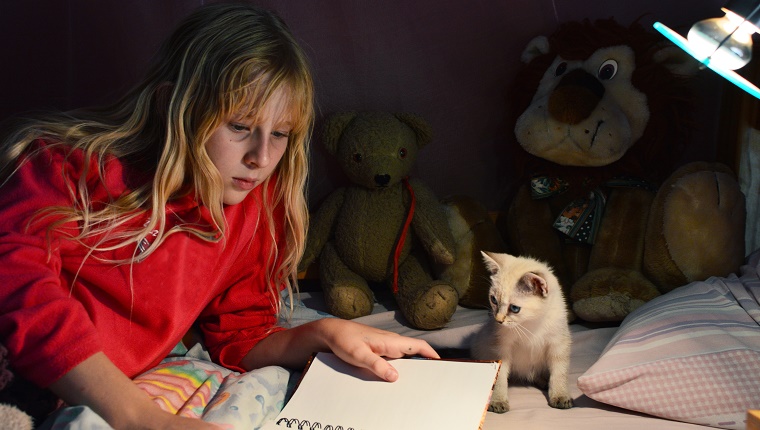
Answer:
399 148 407 158
272 130 291 139
509 304 521 314
352 153 363 163
230 123 249 132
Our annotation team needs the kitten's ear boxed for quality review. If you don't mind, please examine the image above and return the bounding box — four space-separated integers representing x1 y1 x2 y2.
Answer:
480 251 500 275
524 273 549 297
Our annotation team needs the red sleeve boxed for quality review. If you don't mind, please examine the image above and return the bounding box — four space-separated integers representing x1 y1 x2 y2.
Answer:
0 144 106 387
198 277 287 373
198 187 289 372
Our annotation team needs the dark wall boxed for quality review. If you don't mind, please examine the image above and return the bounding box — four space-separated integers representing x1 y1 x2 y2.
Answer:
0 0 728 211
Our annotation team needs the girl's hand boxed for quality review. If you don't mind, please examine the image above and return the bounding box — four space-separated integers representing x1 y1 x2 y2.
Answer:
313 318 439 382
243 317 439 383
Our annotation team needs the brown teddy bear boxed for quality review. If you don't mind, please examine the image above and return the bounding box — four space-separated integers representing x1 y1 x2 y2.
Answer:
299 111 459 329
497 18 746 322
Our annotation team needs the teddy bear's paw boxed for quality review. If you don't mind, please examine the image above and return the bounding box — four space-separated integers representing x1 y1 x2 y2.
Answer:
646 165 745 293
428 239 455 265
324 284 374 319
0 404 33 430
409 282 458 330
573 292 645 322
571 268 660 322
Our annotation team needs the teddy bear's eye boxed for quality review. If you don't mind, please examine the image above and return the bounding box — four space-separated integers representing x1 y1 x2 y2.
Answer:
352 153 363 163
598 59 618 80
555 62 567 76
398 148 407 159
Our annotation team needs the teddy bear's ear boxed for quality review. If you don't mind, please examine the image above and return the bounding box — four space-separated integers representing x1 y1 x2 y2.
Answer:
521 35 551 64
322 112 358 155
395 113 433 148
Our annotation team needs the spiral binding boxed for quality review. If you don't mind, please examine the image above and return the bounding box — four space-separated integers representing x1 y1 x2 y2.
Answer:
275 417 356 430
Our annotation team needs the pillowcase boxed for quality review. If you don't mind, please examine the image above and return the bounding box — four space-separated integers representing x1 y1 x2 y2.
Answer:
577 261 760 430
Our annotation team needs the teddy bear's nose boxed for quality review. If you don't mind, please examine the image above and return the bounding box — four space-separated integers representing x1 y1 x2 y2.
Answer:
374 174 391 187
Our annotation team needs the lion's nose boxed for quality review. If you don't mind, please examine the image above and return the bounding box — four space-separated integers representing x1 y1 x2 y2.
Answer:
548 69 605 125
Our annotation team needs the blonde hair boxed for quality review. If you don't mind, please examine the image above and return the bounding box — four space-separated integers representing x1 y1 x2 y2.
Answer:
0 3 313 306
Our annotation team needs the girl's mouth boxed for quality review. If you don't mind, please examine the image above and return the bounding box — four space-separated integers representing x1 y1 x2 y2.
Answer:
233 177 257 191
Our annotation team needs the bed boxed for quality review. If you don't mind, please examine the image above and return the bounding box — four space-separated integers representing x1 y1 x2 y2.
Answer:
33 254 760 430
291 252 760 430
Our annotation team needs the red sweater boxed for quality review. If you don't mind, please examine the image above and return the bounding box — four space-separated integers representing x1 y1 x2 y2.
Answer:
0 142 286 387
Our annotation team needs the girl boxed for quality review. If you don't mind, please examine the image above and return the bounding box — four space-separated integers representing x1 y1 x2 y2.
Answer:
0 3 437 429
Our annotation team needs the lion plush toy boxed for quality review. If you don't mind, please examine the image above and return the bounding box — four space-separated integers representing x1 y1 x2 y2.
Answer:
497 18 746 322
299 111 460 330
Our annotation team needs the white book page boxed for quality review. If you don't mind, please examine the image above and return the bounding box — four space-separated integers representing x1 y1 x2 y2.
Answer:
263 352 499 430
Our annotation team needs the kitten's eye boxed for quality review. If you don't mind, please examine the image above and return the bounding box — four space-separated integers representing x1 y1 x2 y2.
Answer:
489 294 498 306
509 304 521 314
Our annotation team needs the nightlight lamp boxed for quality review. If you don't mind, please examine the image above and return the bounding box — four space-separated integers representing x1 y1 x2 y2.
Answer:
653 0 760 99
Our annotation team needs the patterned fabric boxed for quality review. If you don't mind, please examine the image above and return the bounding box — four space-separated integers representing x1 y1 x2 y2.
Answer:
552 190 605 244
529 176 654 245
577 258 760 430
134 358 228 418
37 292 329 429
530 176 570 199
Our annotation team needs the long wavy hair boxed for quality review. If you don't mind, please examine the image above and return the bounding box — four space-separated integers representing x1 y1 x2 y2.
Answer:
0 3 313 307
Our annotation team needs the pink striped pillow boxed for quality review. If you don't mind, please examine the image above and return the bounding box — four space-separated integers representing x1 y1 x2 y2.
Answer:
577 264 760 430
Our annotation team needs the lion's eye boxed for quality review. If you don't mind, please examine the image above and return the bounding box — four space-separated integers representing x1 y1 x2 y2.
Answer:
399 148 407 158
555 62 567 76
598 59 618 80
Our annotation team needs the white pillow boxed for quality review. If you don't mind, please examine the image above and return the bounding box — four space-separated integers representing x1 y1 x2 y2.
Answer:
577 261 760 430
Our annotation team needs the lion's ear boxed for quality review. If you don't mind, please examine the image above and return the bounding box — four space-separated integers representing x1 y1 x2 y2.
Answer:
521 35 551 64
652 43 701 77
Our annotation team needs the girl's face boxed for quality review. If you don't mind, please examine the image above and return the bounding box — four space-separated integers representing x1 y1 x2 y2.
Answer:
205 88 292 205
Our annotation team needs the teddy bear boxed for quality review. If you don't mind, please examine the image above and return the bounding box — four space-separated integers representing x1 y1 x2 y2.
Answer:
496 18 746 322
0 344 36 430
434 194 508 310
299 111 460 330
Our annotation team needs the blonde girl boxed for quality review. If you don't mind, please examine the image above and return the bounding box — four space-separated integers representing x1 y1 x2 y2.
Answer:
0 4 436 429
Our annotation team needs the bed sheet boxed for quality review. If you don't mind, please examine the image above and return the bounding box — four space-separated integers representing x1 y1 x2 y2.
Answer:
297 291 714 430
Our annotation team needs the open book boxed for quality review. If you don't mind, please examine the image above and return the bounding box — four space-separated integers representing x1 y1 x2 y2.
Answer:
262 352 500 430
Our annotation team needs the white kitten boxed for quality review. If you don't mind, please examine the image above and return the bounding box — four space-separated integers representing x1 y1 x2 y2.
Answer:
471 251 573 413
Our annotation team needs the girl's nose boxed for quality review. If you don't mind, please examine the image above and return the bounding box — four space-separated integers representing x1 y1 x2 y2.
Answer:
244 133 270 168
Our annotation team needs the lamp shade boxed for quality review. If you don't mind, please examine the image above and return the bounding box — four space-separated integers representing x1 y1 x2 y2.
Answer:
653 0 760 99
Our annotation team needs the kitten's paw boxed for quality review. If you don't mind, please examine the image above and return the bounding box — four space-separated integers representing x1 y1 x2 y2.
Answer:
549 395 574 409
488 400 510 414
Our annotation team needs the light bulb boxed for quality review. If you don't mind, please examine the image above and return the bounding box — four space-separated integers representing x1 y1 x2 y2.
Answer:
686 8 759 70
